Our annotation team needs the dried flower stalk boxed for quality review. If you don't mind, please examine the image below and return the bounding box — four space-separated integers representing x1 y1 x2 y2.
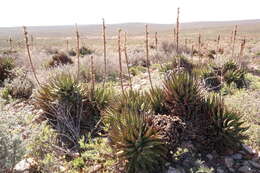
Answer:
239 38 246 57
124 32 133 90
102 18 107 84
23 26 40 86
90 55 95 93
145 25 154 91
118 29 125 96
176 7 180 53
231 25 238 58
75 24 80 81
155 32 158 51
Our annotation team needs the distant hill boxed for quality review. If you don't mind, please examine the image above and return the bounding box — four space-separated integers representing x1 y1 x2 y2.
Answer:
0 19 260 39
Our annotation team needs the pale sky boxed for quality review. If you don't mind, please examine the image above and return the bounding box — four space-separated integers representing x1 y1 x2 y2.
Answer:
1 0 259 27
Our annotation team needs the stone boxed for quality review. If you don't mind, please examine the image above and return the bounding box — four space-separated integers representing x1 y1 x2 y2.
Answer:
232 153 242 160
238 166 253 173
167 167 182 173
228 167 235 172
243 160 250 166
206 154 213 160
249 160 260 169
242 144 256 155
224 157 234 168
14 158 36 172
216 167 225 173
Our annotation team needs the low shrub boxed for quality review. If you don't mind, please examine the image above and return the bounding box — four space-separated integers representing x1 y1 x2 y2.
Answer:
202 94 248 152
107 111 167 173
163 72 203 120
0 56 15 85
48 52 73 67
34 72 112 150
68 49 76 56
79 46 94 55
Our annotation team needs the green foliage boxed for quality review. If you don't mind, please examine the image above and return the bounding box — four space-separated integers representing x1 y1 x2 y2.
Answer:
70 137 116 172
107 111 167 173
163 72 203 119
79 46 94 55
203 94 248 152
145 87 169 115
34 72 101 149
0 57 15 85
129 65 146 76
48 52 73 67
112 90 150 114
68 49 76 56
0 111 28 171
5 74 34 99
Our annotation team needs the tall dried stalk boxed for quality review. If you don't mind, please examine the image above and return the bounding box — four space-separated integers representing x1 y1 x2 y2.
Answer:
230 30 233 44
66 40 69 52
239 38 246 57
8 37 13 51
118 29 125 96
145 25 154 91
75 24 80 81
173 28 176 43
217 34 221 50
198 34 202 63
124 32 133 90
176 7 180 53
155 32 158 51
185 38 187 48
30 35 34 50
23 26 40 86
191 44 194 63
102 18 107 85
231 25 238 58
90 55 95 94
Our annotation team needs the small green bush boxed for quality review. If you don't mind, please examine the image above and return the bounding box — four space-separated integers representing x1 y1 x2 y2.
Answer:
0 57 15 85
107 111 167 173
79 46 94 55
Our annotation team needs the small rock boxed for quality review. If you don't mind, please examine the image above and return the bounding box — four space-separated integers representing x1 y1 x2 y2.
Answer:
224 157 234 168
167 167 182 173
249 160 260 169
238 166 253 173
228 167 235 172
206 154 213 160
14 158 36 172
242 144 256 155
216 167 225 173
232 153 243 160
243 160 250 166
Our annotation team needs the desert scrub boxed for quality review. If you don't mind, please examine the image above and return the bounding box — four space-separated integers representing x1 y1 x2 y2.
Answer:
48 52 73 67
0 110 30 172
68 49 77 56
69 137 116 172
202 94 248 152
0 56 15 85
163 72 203 120
129 65 146 76
107 111 167 173
4 73 34 99
34 72 113 150
79 46 94 55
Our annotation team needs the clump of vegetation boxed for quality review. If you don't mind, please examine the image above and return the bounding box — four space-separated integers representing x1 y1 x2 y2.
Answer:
34 72 112 150
0 57 15 85
203 94 248 152
68 49 77 56
148 115 185 154
129 65 146 76
5 74 34 99
163 72 203 120
107 111 167 173
79 46 94 55
48 52 73 67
